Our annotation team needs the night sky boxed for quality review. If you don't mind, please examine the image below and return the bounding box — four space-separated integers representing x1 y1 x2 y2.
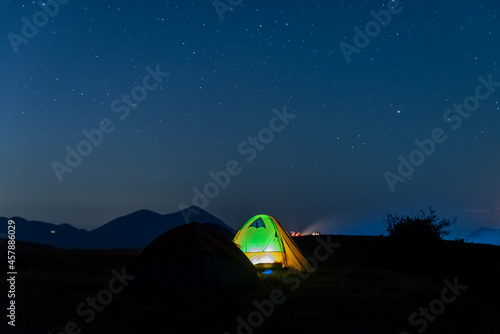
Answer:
1 0 499 239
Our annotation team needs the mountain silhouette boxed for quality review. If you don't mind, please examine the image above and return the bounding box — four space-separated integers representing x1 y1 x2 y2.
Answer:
0 206 235 249
467 227 500 246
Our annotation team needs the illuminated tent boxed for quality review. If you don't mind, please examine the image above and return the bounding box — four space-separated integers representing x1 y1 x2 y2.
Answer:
233 214 312 272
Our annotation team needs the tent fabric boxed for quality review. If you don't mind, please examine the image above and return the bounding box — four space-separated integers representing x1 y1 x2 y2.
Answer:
129 222 258 292
233 215 312 272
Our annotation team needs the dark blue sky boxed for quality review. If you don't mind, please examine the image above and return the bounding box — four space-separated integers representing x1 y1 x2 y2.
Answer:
1 0 499 238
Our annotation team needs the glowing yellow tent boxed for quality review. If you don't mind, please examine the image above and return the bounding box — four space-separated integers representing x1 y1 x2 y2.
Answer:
233 214 312 272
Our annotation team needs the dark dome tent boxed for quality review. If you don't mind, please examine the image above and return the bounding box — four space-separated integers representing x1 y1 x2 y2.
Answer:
129 222 258 292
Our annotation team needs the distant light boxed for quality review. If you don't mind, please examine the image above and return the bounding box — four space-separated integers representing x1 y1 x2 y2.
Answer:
51 230 56 234
262 270 272 275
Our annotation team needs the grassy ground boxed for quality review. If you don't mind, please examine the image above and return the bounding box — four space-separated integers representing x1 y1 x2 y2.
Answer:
1 235 499 334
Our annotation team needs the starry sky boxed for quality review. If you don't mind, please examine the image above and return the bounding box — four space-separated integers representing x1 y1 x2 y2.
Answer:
1 0 499 239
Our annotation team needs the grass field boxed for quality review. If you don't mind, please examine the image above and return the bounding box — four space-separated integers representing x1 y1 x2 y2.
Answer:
1 235 499 334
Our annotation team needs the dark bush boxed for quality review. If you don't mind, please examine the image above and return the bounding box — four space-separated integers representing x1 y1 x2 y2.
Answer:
377 208 456 276
385 207 455 242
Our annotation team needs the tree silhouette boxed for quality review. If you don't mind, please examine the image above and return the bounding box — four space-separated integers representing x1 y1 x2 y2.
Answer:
377 208 457 276
385 207 456 242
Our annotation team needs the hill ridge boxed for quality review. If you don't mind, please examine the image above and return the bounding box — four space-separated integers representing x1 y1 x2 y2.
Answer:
0 206 234 249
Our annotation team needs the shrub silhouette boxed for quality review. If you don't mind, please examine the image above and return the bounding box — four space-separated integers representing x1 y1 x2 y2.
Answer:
385 207 455 242
379 208 456 276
